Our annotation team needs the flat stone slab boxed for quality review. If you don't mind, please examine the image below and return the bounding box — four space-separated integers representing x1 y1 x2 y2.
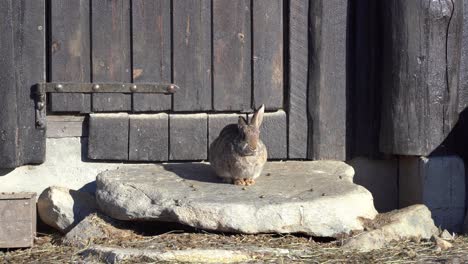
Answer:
96 161 378 237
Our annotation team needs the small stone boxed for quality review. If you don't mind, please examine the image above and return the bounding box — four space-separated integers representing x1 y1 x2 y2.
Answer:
37 186 97 233
431 235 453 251
242 187 247 191
439 229 455 241
63 214 134 247
342 205 439 252
259 195 265 198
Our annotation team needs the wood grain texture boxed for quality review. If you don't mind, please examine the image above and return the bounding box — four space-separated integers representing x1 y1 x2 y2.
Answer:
0 195 36 248
91 0 131 112
129 114 168 161
132 0 172 112
49 0 91 113
173 0 212 111
169 114 208 160
348 0 381 158
253 0 283 110
0 0 19 168
458 0 468 113
307 0 348 161
379 0 463 155
288 0 308 159
13 0 46 165
213 0 251 111
46 116 87 138
88 113 129 160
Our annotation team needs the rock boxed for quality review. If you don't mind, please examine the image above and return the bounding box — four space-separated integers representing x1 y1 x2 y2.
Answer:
37 186 97 233
96 161 377 237
439 229 455 241
342 205 438 252
431 235 453 251
63 214 135 247
84 247 252 264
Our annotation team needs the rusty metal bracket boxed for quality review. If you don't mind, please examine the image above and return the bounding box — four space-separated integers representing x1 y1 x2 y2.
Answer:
34 82 179 129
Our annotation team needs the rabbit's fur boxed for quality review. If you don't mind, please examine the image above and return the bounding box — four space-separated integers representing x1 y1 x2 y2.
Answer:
209 105 267 186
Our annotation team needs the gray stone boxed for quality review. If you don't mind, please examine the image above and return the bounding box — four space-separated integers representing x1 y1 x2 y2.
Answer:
169 113 208 160
248 110 287 159
84 246 252 263
88 113 129 160
37 186 97 233
347 157 398 212
96 161 377 237
129 114 168 161
399 156 466 233
62 214 132 247
0 137 128 196
342 205 438 252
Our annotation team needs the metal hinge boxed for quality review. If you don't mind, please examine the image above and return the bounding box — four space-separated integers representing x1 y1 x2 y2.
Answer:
34 82 179 129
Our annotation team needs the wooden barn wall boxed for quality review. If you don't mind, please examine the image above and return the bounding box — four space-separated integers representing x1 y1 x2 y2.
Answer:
3 0 468 166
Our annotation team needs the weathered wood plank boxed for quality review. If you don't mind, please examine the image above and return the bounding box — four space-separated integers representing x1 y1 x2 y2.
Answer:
0 0 18 168
88 113 129 160
307 0 348 160
13 0 46 165
253 0 283 110
379 0 463 155
349 0 381 158
213 0 251 111
50 94 91 113
169 114 207 160
173 0 212 111
91 0 131 112
460 1 468 113
288 0 308 159
46 115 87 138
248 111 287 160
49 0 91 113
129 114 168 161
132 0 172 112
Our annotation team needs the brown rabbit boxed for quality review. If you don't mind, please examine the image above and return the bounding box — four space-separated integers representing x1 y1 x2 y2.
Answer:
209 105 267 186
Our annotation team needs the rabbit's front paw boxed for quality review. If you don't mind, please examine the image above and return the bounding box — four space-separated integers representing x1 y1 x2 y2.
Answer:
234 178 247 186
245 178 255 186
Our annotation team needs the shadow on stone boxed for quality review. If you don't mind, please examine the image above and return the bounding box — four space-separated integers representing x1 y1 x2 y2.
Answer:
0 168 14 177
162 163 225 184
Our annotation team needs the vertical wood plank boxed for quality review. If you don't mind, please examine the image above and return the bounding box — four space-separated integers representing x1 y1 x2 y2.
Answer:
459 0 468 113
307 0 348 160
13 0 46 164
0 0 18 168
132 0 172 112
173 0 212 111
379 0 463 155
213 0 251 111
349 0 381 158
50 0 91 113
253 0 283 110
288 0 308 159
91 0 131 112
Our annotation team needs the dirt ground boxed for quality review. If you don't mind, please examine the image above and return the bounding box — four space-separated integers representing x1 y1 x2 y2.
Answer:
1 219 468 263
0 215 468 264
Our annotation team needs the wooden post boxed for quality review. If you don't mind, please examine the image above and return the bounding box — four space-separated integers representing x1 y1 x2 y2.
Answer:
379 0 463 155
307 0 348 160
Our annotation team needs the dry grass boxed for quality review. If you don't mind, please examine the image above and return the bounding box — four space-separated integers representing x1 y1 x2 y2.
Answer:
1 222 468 263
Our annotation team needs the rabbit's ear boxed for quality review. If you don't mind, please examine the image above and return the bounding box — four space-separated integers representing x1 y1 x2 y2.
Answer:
251 104 265 128
238 116 248 128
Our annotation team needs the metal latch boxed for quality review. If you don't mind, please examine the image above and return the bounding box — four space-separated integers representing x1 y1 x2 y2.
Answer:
34 82 179 129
